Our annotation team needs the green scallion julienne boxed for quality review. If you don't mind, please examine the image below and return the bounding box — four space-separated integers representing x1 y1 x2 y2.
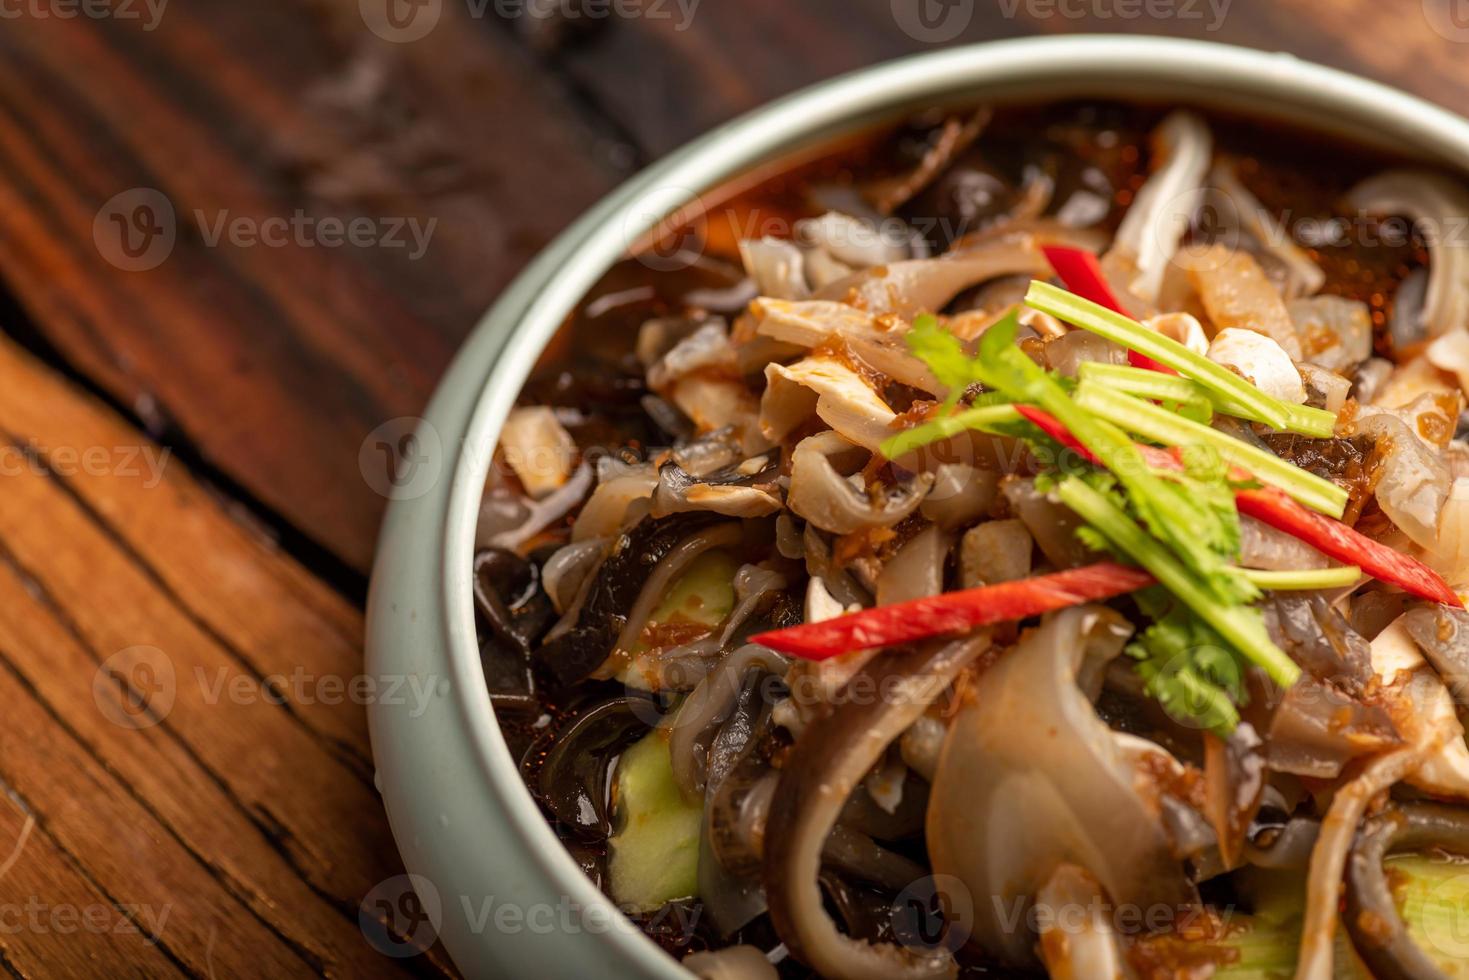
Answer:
1057 476 1301 689
1027 281 1294 429
1073 382 1349 518
1077 361 1338 438
1238 566 1364 591
1076 362 1214 423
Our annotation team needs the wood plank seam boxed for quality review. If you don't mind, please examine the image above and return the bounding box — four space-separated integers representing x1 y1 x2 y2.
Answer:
14 447 375 781
0 786 184 978
0 412 374 772
0 334 377 755
0 436 452 973
0 541 381 962
0 770 206 978
0 42 411 573
0 634 327 975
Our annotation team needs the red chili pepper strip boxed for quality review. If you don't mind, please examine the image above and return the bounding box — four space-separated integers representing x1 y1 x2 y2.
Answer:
1016 406 1463 608
1040 244 1177 375
1236 488 1462 607
751 563 1156 660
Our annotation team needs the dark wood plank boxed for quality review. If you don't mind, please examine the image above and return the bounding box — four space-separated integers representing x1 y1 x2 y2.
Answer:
0 661 317 977
0 333 371 761
1 0 1459 577
0 792 188 979
543 0 1469 158
0 0 625 572
0 334 443 976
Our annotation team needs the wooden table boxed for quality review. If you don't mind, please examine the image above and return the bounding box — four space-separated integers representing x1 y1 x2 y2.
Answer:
0 1 1462 975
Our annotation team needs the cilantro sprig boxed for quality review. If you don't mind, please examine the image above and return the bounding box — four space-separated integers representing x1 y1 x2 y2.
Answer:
905 313 989 413
880 304 1305 729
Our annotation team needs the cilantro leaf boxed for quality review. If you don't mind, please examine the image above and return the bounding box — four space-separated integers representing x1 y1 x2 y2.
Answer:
1127 588 1247 735
905 314 987 413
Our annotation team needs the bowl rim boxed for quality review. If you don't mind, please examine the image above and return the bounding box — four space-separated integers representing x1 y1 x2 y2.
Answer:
369 33 1469 978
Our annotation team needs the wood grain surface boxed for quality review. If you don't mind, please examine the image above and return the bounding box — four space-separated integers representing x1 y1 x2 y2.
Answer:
0 0 1463 975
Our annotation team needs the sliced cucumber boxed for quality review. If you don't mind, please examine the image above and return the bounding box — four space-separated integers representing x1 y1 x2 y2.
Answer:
607 730 703 913
618 548 739 691
1389 852 1469 976
1202 860 1469 979
638 548 740 647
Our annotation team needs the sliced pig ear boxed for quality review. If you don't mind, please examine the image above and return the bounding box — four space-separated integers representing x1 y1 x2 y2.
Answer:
1035 864 1131 980
812 238 1055 319
500 405 578 499
927 606 1196 968
1356 412 1452 550
797 211 912 269
1185 245 1303 360
787 430 932 536
739 238 810 301
1348 170 1469 342
1370 615 1469 800
1210 158 1326 300
1207 328 1306 405
1403 604 1469 709
760 355 897 451
1289 296 1373 373
1109 110 1213 304
763 634 991 980
651 457 784 520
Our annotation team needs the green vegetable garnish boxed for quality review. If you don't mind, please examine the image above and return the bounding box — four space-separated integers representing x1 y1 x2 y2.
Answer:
905 313 989 413
1057 476 1300 690
1078 361 1338 438
885 305 1305 728
1126 587 1244 734
1072 382 1349 517
879 403 1021 460
1077 361 1216 424
1027 281 1303 430
1238 566 1363 591
974 317 1259 611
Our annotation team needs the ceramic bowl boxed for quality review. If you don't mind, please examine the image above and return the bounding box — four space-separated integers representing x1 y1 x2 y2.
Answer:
365 35 1469 978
